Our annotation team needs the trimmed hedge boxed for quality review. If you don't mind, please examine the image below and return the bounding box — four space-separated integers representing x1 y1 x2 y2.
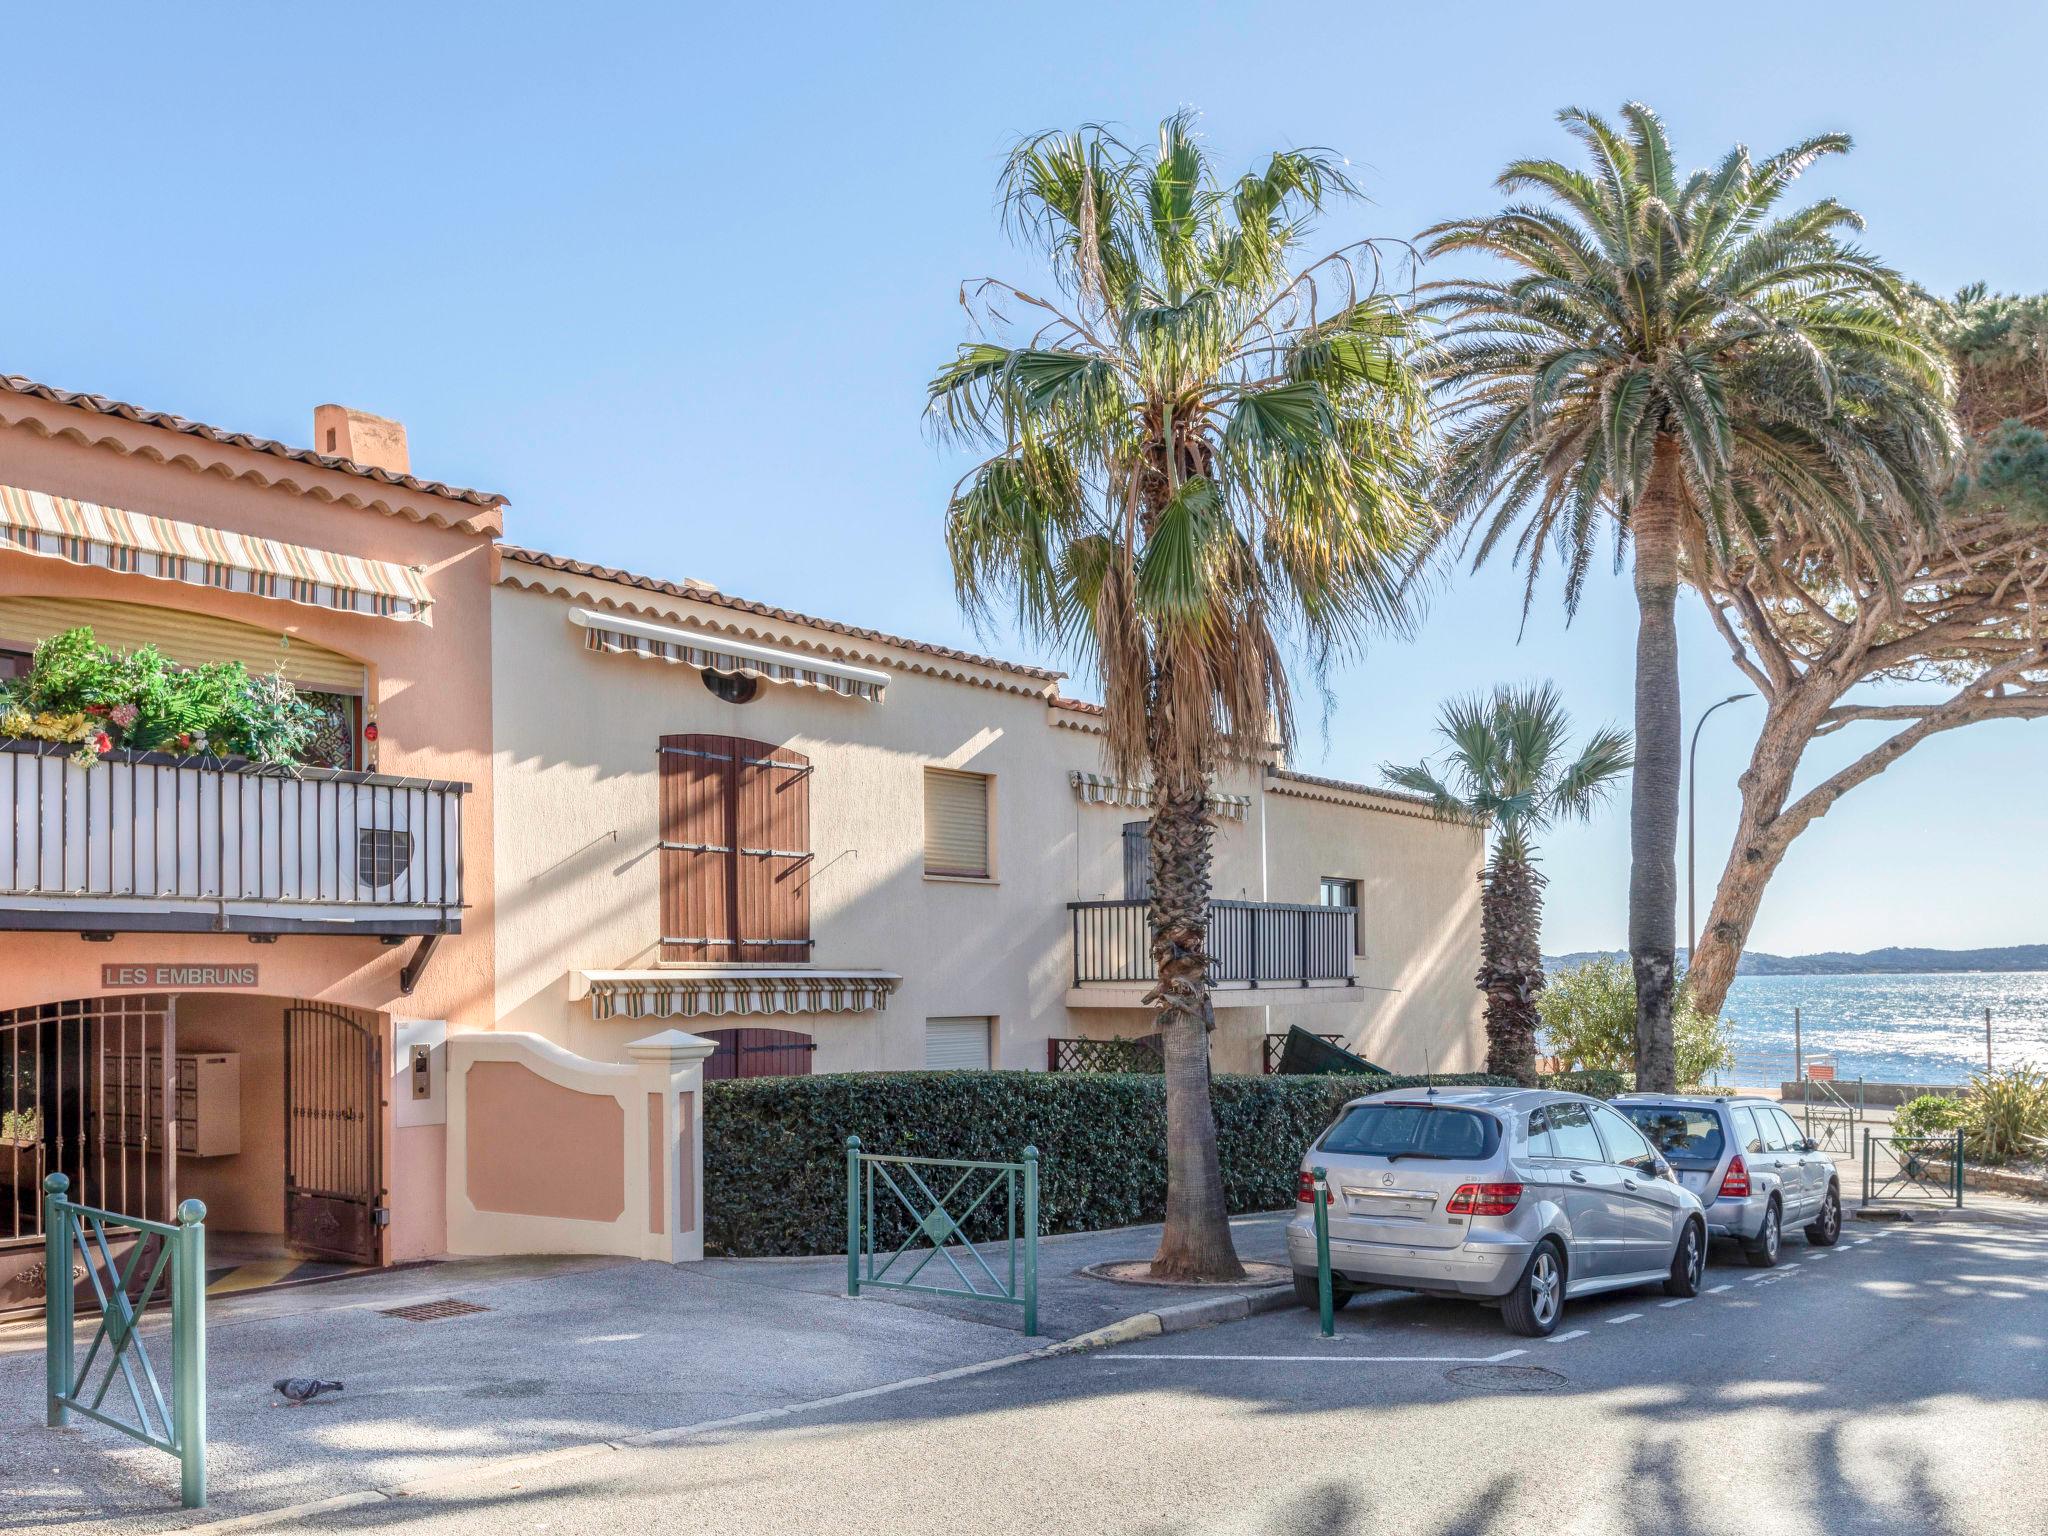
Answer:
703 1068 1513 1257
1539 1068 1632 1099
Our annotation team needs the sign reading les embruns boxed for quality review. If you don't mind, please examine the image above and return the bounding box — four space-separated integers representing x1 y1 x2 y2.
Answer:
101 963 261 990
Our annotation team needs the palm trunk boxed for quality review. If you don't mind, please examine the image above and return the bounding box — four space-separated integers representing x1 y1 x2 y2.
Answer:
1629 438 1684 1092
1145 773 1244 1283
1477 855 1545 1086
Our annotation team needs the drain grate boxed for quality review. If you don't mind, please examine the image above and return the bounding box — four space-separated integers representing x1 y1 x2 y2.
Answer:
1445 1363 1567 1393
380 1297 490 1322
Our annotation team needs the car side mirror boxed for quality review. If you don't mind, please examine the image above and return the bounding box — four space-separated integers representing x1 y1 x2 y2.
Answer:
1800 1138 1821 1154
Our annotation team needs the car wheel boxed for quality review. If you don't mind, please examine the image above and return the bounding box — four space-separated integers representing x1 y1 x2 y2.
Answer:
1743 1199 1782 1268
1502 1241 1565 1338
1663 1219 1705 1298
1292 1273 1355 1311
1805 1182 1842 1247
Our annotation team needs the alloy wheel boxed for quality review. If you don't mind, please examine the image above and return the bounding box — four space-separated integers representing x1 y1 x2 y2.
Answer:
1529 1248 1561 1328
1684 1226 1704 1287
1764 1206 1780 1260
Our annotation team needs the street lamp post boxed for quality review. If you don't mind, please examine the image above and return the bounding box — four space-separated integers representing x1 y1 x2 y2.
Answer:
1687 692 1756 972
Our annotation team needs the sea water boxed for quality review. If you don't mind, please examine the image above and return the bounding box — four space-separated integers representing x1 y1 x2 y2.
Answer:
1716 971 2048 1086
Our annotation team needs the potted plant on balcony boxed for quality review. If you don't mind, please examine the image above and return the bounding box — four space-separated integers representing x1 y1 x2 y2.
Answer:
0 627 319 767
0 1106 41 1149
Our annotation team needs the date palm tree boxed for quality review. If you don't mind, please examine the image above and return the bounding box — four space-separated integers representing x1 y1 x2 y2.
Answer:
1419 103 1954 1090
1383 683 1631 1084
929 114 1435 1281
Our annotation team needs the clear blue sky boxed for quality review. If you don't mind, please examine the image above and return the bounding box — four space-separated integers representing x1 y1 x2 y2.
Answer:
5 3 2041 956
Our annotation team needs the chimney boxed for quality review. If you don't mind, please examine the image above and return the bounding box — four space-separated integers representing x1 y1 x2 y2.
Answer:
313 404 411 476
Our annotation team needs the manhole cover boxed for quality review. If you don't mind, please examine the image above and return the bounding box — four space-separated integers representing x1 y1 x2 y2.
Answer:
381 1298 490 1322
1445 1364 1567 1393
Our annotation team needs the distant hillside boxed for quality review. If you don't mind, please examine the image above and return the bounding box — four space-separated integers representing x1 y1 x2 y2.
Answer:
1545 944 2048 977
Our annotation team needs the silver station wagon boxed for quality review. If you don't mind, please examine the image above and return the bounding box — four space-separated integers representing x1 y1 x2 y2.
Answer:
1287 1086 1708 1336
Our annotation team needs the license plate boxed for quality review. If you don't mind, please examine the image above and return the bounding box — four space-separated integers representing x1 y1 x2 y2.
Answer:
1341 1187 1437 1219
1679 1171 1712 1195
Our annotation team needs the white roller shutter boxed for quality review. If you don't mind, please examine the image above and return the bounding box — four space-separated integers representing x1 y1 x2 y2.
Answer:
923 767 990 877
925 1017 992 1070
0 594 365 692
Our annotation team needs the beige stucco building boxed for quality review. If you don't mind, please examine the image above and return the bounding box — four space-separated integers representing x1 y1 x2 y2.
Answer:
488 545 1486 1084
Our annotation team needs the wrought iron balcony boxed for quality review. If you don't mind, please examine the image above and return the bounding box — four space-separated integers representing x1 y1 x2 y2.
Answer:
1067 899 1357 990
0 739 465 936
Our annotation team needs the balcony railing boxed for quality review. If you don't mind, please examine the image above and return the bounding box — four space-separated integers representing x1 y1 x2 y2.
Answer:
1067 899 1357 989
0 740 465 936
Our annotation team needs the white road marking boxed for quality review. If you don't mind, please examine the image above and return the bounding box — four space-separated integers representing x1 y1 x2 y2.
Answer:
1117 1347 1531 1364
1781 1262 1801 1269
1545 1329 1589 1344
1707 1284 1733 1294
1605 1313 1643 1324
1659 1297 1694 1308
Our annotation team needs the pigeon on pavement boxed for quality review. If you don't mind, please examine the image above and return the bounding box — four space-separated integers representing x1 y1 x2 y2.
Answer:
273 1378 345 1405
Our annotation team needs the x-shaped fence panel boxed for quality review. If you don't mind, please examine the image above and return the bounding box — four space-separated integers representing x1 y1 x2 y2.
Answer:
1861 1129 1965 1209
43 1174 208 1508
845 1138 1038 1334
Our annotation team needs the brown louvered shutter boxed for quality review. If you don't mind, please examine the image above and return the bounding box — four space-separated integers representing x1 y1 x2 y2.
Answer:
659 734 738 961
732 738 812 962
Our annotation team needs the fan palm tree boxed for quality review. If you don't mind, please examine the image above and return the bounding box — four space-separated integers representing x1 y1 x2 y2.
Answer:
929 114 1436 1281
1419 103 1955 1090
1383 684 1631 1084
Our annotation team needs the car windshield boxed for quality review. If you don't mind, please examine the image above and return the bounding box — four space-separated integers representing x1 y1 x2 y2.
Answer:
1622 1106 1727 1163
1321 1103 1500 1161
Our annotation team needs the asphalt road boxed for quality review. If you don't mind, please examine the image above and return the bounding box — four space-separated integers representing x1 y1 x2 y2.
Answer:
270 1208 2048 1536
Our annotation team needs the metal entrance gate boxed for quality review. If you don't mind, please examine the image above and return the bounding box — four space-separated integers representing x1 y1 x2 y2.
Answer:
283 1004 382 1264
1 997 176 1315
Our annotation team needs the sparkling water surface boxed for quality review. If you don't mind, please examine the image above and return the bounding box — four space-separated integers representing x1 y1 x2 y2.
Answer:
1715 971 2048 1087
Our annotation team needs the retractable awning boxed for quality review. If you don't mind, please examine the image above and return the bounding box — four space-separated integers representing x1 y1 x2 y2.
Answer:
576 968 900 1019
570 607 888 702
0 483 432 622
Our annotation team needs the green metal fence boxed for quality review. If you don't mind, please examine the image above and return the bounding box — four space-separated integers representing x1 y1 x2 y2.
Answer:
845 1137 1038 1335
1861 1128 1964 1209
43 1173 208 1509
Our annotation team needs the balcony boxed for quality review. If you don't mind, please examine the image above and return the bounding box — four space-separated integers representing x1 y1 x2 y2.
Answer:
1066 898 1357 1006
0 740 465 936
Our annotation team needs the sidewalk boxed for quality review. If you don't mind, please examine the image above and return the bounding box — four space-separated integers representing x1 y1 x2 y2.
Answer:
0 1214 1290 1532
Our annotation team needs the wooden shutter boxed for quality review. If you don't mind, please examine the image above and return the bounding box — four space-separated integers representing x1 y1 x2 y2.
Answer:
923 768 990 877
733 738 812 962
1122 820 1153 901
699 1027 816 1081
659 734 738 961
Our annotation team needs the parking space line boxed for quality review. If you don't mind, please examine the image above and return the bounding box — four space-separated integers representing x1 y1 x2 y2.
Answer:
1545 1329 1589 1344
1605 1312 1642 1324
1115 1347 1532 1364
1658 1297 1693 1308
1707 1284 1733 1294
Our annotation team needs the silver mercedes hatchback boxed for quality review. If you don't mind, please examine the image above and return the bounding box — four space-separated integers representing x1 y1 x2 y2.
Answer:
1286 1086 1708 1336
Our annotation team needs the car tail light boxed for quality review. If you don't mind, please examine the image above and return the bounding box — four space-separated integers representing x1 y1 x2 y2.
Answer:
1719 1155 1751 1198
1445 1182 1523 1216
1296 1169 1317 1204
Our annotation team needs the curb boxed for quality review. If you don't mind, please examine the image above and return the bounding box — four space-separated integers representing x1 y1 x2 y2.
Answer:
179 1287 1292 1531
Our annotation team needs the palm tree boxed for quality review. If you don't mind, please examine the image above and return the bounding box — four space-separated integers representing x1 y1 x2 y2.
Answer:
1419 103 1954 1091
1383 684 1631 1084
929 115 1435 1281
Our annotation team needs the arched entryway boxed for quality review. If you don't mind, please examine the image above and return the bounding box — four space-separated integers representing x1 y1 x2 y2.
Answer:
0 992 384 1315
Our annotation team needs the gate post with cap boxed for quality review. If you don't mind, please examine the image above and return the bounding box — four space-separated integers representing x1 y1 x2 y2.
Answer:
44 1173 73 1427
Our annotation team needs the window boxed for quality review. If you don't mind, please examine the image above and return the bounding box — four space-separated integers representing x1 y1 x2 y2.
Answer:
1320 1103 1501 1160
1526 1107 1557 1159
0 648 29 681
658 734 813 962
1122 821 1152 901
1543 1101 1606 1162
1757 1107 1796 1153
1769 1107 1808 1151
1319 877 1362 954
924 768 991 878
1731 1106 1764 1154
1622 1106 1726 1164
925 1017 992 1070
1591 1104 1660 1173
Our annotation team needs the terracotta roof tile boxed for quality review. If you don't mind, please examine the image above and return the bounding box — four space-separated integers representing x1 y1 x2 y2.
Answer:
0 373 506 509
1268 767 1436 809
499 544 1065 682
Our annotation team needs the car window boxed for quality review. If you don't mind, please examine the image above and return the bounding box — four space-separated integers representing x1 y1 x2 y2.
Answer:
1730 1106 1764 1154
1622 1105 1726 1163
1591 1105 1660 1170
1754 1106 1792 1153
1526 1107 1556 1158
1543 1101 1606 1162
1772 1108 1809 1149
1321 1104 1501 1160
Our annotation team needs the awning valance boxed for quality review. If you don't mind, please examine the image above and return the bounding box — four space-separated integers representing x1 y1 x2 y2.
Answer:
0 483 431 622
578 968 899 1020
570 608 888 702
1068 770 1250 822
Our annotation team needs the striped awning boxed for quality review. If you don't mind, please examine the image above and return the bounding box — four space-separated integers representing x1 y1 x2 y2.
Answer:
579 969 899 1020
1068 770 1251 822
0 483 431 622
569 608 888 702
